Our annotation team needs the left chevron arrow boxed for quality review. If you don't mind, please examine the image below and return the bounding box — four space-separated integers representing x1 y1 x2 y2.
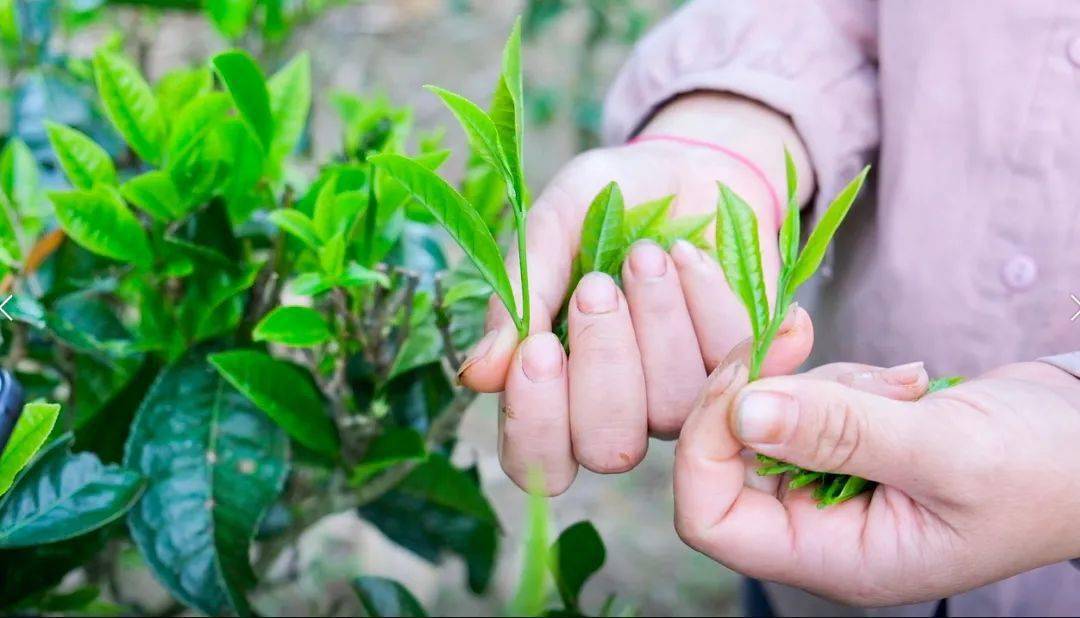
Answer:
0 295 12 321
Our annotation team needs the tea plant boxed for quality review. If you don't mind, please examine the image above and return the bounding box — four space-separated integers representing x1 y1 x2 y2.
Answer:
0 13 627 616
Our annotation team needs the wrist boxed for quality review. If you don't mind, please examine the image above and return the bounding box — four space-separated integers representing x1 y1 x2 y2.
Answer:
639 92 815 206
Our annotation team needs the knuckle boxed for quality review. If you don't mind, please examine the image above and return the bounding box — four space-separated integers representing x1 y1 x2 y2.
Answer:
573 321 635 358
574 435 646 474
809 397 866 472
673 510 708 551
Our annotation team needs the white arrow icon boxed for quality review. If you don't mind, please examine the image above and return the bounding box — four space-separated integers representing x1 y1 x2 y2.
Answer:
1071 294 1080 322
0 295 11 321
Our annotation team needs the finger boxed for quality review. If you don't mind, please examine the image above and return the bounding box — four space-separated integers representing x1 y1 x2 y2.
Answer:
499 333 578 495
568 272 648 473
458 206 566 393
826 361 929 400
621 240 707 437
673 362 798 579
717 304 814 378
730 376 939 489
670 240 752 370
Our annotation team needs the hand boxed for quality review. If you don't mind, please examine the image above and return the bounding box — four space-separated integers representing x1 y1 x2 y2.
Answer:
674 358 1080 606
458 94 812 495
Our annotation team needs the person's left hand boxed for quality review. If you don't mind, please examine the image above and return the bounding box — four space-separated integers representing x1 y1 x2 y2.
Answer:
674 358 1080 607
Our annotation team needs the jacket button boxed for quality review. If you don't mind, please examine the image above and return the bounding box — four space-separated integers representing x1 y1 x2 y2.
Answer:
1001 254 1038 290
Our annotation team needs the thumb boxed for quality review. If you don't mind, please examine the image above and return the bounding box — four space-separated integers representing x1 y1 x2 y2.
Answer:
729 376 940 491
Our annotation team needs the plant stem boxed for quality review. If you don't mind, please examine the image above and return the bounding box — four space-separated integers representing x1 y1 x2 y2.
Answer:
515 211 530 340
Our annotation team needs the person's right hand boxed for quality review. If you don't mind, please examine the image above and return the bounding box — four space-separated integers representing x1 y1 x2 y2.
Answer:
457 95 812 495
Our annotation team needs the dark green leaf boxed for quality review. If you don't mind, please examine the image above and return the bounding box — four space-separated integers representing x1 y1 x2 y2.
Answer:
253 305 333 347
212 49 274 152
49 186 153 268
0 402 61 496
349 427 426 486
715 184 769 340
93 49 165 165
388 324 442 381
0 528 111 609
209 349 338 459
353 576 427 618
371 154 517 325
550 521 605 610
45 122 116 190
0 435 144 548
787 166 870 293
579 182 625 275
124 351 289 616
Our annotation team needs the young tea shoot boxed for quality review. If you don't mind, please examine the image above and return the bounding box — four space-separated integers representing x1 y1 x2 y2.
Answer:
374 19 532 340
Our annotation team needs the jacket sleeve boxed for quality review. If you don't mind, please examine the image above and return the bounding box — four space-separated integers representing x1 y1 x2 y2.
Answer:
602 0 880 211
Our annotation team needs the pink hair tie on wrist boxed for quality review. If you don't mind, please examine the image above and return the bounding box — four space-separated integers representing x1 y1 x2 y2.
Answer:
627 134 784 226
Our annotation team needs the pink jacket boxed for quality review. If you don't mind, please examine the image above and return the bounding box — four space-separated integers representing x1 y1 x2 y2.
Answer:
604 1 1080 615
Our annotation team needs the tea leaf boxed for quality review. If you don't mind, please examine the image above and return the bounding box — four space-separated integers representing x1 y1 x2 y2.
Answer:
426 85 510 183
489 18 525 210
372 154 518 328
0 435 144 548
267 52 311 165
777 148 800 269
209 350 339 459
787 166 870 293
657 212 712 249
624 194 673 243
353 577 427 618
121 171 183 221
268 209 320 250
550 521 605 611
155 65 213 121
166 92 231 167
0 138 38 213
715 184 769 340
125 351 288 616
579 182 625 275
93 49 166 165
253 305 332 347
0 403 60 497
212 49 275 152
45 122 116 190
49 186 153 268
928 375 965 393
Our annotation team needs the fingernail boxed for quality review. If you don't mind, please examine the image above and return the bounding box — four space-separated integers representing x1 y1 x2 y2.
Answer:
776 302 801 336
881 361 925 386
670 239 703 264
521 334 564 382
575 272 618 314
628 240 667 278
458 329 498 377
736 391 797 445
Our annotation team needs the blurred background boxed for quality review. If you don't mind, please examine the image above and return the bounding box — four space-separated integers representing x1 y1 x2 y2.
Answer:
2 0 743 615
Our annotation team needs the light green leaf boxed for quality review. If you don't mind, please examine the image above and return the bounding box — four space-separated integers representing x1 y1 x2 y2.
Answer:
166 92 232 166
45 122 116 190
121 171 183 221
488 18 525 210
253 305 332 347
787 166 870 293
579 182 625 276
268 209 320 250
0 403 60 496
657 212 712 249
510 471 551 617
624 194 674 243
353 577 427 618
349 428 426 486
155 66 213 122
49 186 153 268
0 434 144 548
778 148 801 269
125 351 288 616
371 154 517 325
209 350 338 460
927 375 965 393
388 324 442 380
93 49 166 165
267 52 311 164
442 278 492 306
0 138 40 211
287 272 335 296
212 49 275 152
426 85 509 185
716 184 769 340
0 0 17 45
318 232 347 277
340 261 390 288
312 174 340 240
